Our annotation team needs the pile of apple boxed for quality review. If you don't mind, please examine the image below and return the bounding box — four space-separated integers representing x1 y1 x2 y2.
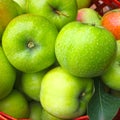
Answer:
0 0 120 120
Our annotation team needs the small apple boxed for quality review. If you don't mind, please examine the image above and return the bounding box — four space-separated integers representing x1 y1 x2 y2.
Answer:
40 66 94 119
76 8 101 26
14 70 33 102
27 0 77 30
55 21 116 78
101 40 120 91
2 14 58 73
21 69 47 101
76 0 92 9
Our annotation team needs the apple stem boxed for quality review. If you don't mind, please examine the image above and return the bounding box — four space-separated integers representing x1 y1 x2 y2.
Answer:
27 41 35 48
55 10 69 17
48 4 69 17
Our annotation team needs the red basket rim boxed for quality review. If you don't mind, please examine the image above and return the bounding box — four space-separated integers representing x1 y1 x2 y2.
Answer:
74 115 89 120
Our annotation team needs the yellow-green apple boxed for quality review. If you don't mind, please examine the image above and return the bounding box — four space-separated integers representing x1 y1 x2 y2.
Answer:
40 66 94 119
76 8 101 25
0 46 16 99
101 40 120 91
55 21 117 78
76 0 92 9
0 89 29 118
0 0 23 40
2 14 58 73
27 0 77 30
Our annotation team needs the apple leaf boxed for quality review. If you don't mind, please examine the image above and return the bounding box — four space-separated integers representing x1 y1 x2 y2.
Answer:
87 78 120 120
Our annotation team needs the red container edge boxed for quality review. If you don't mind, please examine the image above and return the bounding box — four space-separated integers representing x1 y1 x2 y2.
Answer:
0 112 89 120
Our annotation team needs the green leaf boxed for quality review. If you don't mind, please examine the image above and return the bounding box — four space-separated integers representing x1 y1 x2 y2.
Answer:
87 78 120 120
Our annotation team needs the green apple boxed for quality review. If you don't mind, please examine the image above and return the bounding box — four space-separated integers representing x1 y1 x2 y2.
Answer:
2 14 58 73
0 46 16 99
101 61 120 91
0 0 23 40
76 8 101 26
0 89 30 118
29 101 42 120
27 0 77 30
40 66 94 119
21 69 47 101
76 0 92 9
101 40 120 91
55 21 117 78
14 70 33 102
